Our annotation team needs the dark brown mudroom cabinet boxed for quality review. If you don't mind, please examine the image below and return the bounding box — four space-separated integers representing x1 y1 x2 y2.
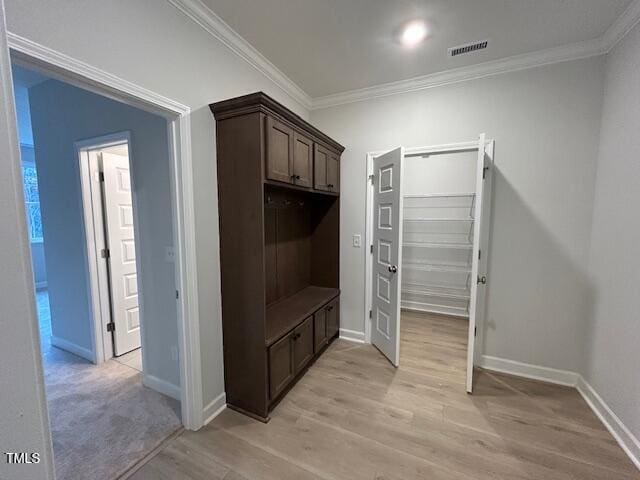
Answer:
210 92 343 422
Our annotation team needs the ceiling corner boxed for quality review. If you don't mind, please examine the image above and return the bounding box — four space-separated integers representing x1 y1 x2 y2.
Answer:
601 0 640 51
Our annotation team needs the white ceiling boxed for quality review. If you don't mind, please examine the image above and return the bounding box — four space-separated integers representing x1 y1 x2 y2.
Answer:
202 0 633 98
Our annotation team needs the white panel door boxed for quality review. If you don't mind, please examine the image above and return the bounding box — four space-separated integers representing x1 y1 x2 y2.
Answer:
101 151 141 356
466 134 493 392
371 147 404 366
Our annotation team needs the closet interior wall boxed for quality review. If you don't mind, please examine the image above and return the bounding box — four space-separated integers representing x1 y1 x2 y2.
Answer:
401 151 477 317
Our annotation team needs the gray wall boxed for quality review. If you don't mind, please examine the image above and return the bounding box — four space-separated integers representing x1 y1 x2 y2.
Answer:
585 20 640 444
30 241 46 288
311 57 605 373
29 79 180 388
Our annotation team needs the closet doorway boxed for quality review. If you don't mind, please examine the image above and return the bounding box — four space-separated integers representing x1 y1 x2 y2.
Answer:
365 137 494 392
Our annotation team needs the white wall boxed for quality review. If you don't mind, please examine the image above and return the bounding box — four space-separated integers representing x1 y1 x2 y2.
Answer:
585 20 640 445
311 57 605 373
3 0 311 423
29 78 180 388
403 151 476 195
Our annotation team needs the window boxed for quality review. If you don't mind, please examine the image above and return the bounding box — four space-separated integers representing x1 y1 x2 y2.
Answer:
22 163 44 242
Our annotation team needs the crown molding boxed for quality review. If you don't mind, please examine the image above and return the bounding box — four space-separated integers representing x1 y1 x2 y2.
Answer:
311 0 640 110
167 0 640 111
311 38 606 110
601 0 640 52
167 0 312 110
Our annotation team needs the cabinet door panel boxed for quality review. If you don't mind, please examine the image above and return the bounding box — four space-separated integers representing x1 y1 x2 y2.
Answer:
314 309 328 353
314 144 329 191
293 316 314 373
266 116 293 184
269 333 293 400
327 153 340 193
292 132 313 188
326 298 340 339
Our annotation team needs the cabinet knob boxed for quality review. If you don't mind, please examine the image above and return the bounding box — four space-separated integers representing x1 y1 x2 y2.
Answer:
327 183 334 188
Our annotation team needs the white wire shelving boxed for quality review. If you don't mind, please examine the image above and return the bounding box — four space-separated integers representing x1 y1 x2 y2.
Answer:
401 194 475 317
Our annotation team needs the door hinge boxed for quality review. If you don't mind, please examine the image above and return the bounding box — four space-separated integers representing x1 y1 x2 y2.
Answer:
370 244 374 254
474 326 477 337
369 309 373 319
99 171 105 182
478 249 481 260
369 174 375 184
477 275 487 285
106 322 115 332
482 166 489 179
101 248 110 259
175 290 179 300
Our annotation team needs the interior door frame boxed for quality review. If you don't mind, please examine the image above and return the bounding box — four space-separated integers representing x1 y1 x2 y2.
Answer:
77 132 140 365
364 140 493 380
6 35 205 431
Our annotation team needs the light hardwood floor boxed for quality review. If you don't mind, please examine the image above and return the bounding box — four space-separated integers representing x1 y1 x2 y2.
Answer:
128 310 640 480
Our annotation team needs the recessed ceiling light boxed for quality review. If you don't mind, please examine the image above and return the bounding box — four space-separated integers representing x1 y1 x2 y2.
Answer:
401 20 427 47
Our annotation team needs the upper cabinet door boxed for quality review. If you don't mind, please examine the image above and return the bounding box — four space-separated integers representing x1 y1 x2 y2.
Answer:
292 132 313 188
266 116 294 184
314 144 329 191
327 152 340 193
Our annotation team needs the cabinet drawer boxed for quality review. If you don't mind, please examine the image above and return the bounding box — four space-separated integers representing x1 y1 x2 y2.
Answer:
268 333 293 400
326 298 340 339
293 316 314 373
314 308 328 353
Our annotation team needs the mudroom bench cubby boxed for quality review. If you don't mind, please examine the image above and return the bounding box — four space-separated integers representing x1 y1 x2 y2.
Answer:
210 92 343 422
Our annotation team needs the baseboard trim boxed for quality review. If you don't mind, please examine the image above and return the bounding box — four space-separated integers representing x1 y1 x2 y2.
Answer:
50 335 94 362
202 392 227 426
479 355 579 387
339 328 365 344
576 376 640 470
479 355 639 471
143 374 181 401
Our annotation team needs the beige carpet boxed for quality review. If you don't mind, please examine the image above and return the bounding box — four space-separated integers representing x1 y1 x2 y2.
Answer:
38 291 182 480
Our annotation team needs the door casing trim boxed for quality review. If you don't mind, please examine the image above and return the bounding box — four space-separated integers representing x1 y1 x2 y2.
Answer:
7 32 204 432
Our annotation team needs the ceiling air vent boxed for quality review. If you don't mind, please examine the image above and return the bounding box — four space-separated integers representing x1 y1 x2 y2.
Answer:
448 39 489 58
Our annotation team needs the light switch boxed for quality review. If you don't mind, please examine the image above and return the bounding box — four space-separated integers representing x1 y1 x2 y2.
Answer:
164 246 175 263
353 234 362 248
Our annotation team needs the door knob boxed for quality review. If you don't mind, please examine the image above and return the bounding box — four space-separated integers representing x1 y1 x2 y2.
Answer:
477 275 487 284
388 265 398 274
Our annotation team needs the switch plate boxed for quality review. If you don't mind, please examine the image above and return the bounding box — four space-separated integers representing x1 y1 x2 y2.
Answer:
171 346 178 362
353 234 362 248
164 246 175 263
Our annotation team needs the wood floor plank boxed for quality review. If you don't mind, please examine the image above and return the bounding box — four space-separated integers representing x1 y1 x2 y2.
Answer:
131 311 639 480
